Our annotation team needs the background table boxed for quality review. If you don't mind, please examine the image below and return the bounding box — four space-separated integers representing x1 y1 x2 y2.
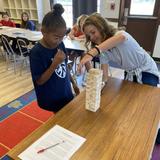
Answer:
0 26 42 42
63 37 86 51
0 27 87 48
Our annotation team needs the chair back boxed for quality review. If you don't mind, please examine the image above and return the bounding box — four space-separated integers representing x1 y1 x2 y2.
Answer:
1 34 14 56
16 37 30 57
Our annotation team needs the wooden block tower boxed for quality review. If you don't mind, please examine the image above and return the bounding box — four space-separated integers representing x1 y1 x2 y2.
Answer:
85 68 103 112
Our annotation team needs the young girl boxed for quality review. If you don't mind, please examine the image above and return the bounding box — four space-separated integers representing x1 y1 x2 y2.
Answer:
79 14 160 86
21 12 35 31
68 14 88 40
29 4 79 112
0 12 16 27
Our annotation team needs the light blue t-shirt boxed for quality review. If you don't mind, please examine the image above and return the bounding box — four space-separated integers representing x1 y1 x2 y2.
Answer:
99 31 159 79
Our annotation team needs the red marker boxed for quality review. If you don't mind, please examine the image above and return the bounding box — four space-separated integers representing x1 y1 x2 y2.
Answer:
37 140 65 154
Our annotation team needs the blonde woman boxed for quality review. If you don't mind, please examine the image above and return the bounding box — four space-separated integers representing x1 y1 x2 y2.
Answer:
68 14 88 40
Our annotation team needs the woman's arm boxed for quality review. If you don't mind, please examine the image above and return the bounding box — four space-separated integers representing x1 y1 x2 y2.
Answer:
98 32 126 52
76 34 85 40
80 33 126 65
68 25 77 40
68 30 75 40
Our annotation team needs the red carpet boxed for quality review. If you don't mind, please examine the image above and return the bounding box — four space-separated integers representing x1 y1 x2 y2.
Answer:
0 101 53 158
20 101 53 122
0 144 9 158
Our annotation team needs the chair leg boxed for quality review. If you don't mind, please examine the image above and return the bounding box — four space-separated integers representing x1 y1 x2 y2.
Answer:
68 63 77 85
5 53 10 71
74 56 79 76
20 59 26 76
72 74 78 85
108 66 112 77
13 56 17 74
0 47 5 58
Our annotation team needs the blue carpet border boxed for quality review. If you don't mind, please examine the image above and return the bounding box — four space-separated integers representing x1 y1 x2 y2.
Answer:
1 155 13 160
0 90 36 122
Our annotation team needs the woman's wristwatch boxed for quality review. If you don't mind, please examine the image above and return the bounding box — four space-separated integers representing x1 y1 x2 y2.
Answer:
86 52 94 58
94 46 101 55
86 46 101 58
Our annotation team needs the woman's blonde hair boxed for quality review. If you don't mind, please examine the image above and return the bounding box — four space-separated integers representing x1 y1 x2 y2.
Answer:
82 13 117 49
77 14 88 30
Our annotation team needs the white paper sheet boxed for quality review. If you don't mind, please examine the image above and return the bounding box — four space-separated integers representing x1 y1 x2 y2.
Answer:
18 125 86 160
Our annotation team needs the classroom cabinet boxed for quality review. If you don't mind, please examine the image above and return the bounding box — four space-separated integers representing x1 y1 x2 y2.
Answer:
1 0 49 23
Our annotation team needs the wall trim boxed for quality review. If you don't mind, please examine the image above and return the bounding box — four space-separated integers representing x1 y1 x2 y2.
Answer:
106 18 118 22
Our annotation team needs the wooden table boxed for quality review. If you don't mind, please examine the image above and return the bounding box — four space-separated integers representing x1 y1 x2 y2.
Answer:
8 78 160 160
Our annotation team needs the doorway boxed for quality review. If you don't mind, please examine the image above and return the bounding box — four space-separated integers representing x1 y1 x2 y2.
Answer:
119 0 160 54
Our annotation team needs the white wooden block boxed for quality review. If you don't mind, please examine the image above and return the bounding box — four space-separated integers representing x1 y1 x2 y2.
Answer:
85 68 103 112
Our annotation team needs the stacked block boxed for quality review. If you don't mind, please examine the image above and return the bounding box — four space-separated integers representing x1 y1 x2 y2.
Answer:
85 68 103 112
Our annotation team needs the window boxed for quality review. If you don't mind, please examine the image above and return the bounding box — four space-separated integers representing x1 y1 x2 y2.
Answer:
97 0 100 13
54 0 100 27
130 0 156 16
54 0 73 28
